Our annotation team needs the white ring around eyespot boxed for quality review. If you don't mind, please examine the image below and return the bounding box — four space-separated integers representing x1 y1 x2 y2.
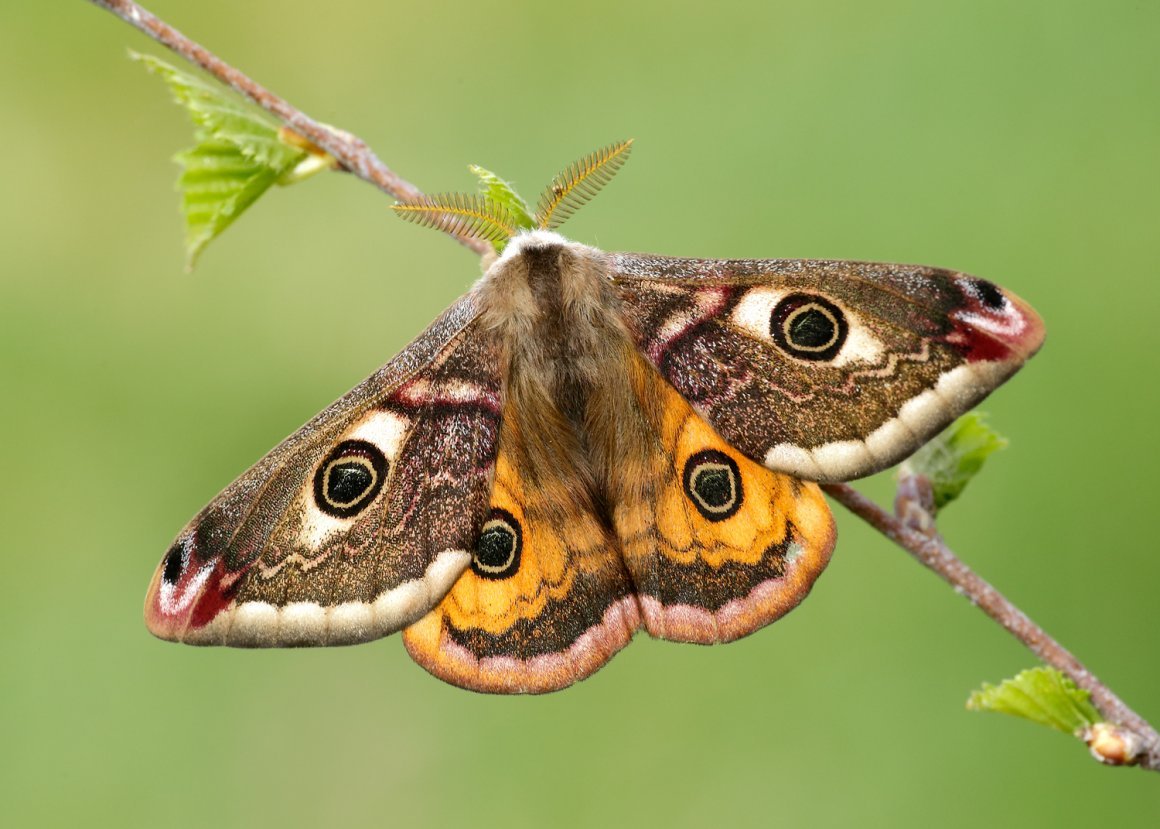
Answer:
762 362 1014 481
181 548 472 646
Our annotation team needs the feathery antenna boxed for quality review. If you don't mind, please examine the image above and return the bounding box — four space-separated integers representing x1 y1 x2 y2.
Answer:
534 140 634 230
391 194 520 247
392 140 634 247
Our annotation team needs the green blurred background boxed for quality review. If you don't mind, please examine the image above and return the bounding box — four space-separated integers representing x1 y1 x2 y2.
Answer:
3 1 1158 825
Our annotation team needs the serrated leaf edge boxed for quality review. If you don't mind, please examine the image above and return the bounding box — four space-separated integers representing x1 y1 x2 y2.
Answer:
468 165 535 231
966 667 1103 734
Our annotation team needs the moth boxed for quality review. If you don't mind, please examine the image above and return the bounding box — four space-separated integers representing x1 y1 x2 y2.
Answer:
145 142 1044 693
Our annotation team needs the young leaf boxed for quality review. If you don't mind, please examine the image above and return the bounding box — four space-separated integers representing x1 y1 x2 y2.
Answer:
175 141 287 269
967 667 1102 734
469 165 535 231
133 52 302 169
132 52 329 268
900 411 1007 510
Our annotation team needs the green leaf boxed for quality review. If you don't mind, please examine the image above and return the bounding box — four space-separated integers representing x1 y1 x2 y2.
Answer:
900 411 1008 510
132 52 310 268
132 52 302 169
469 165 535 234
967 667 1103 734
175 141 285 269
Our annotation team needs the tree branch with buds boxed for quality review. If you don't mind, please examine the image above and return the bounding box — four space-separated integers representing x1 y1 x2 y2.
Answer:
86 0 1159 771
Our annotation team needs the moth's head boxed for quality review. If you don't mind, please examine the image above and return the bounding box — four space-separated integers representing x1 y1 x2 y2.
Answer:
475 228 610 330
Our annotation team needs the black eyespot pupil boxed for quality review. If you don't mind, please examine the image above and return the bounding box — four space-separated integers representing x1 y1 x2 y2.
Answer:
313 439 388 518
327 462 373 504
162 543 185 585
788 308 836 348
471 509 523 579
693 467 733 508
476 526 515 569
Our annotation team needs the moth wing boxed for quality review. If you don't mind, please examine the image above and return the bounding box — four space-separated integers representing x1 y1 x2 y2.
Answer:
145 294 504 647
610 254 1044 482
403 403 641 693
607 351 835 643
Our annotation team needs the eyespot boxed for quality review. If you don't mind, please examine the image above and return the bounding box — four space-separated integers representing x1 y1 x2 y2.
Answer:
770 293 848 361
472 508 522 579
313 440 388 518
683 449 743 521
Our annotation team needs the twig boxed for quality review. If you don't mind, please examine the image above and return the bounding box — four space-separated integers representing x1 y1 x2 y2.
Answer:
824 480 1160 770
90 0 1157 772
86 0 492 257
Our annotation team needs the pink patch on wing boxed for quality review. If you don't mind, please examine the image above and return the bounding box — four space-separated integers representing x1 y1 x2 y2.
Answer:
144 537 237 642
639 571 824 644
947 277 1045 364
186 562 235 631
643 285 732 365
406 596 642 694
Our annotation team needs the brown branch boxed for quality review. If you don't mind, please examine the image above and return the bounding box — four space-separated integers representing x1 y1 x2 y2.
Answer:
86 0 492 257
90 0 1157 773
824 480 1160 770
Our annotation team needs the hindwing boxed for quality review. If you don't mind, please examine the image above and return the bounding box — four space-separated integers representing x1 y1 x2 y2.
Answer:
403 401 640 693
612 353 836 642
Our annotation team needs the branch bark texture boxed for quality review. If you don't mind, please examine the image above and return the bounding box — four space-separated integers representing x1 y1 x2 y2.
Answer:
825 481 1160 770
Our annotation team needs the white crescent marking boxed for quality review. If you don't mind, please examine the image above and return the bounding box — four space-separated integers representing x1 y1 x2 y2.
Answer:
764 362 1012 481
347 411 410 461
810 441 877 479
182 549 471 646
157 560 215 616
764 443 824 480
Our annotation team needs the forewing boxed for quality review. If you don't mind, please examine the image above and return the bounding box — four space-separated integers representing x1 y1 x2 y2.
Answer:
144 294 504 646
611 254 1044 482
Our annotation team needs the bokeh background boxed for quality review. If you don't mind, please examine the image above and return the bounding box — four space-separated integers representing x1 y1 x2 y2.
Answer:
3 1 1158 825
